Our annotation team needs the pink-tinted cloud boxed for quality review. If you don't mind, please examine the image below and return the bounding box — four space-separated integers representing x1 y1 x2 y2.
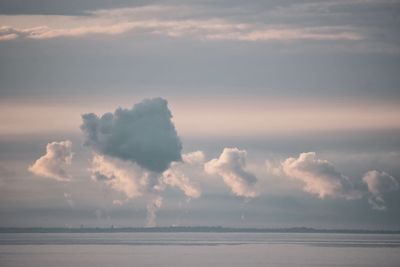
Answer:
205 148 257 198
280 152 358 199
29 140 73 181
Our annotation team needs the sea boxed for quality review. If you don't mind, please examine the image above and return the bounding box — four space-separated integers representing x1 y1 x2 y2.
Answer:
0 232 399 267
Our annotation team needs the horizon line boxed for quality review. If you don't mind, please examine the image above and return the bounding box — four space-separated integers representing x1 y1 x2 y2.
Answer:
1 226 399 234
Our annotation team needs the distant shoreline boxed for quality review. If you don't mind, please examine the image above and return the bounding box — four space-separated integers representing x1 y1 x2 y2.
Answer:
1 227 399 234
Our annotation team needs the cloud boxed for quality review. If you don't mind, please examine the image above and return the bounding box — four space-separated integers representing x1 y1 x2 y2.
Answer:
0 22 362 42
81 97 182 173
90 153 163 226
91 152 202 200
280 152 358 199
90 153 144 199
90 151 202 226
82 98 207 226
28 140 72 181
270 152 399 210
206 26 362 41
90 153 162 226
0 27 18 40
205 148 257 198
362 170 399 210
160 163 201 199
0 5 363 42
157 150 204 199
10 23 138 40
182 150 206 165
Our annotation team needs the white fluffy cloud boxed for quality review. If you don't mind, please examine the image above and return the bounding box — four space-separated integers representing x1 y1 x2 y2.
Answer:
91 153 202 200
280 152 358 199
90 150 202 226
90 154 145 199
362 170 399 211
90 153 163 226
29 140 73 181
268 152 399 210
205 148 257 198
160 163 201 199
182 150 206 165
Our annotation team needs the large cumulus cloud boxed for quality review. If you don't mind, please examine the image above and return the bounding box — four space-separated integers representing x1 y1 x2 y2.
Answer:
29 140 73 181
81 98 182 173
280 152 358 199
205 148 257 198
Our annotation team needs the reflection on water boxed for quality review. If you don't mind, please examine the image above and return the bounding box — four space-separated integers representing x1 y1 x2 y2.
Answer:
1 233 400 267
1 232 400 247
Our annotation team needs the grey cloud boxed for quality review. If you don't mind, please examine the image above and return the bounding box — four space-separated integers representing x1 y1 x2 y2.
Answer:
81 97 182 173
205 148 257 198
362 170 399 211
0 0 151 15
28 140 73 181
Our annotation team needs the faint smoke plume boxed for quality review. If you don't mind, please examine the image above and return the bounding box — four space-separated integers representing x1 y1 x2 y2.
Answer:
146 195 163 227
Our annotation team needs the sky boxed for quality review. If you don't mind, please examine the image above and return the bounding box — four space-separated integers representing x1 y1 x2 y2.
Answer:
0 0 400 229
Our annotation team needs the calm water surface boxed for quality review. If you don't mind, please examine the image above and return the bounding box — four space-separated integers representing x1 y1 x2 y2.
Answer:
0 232 399 267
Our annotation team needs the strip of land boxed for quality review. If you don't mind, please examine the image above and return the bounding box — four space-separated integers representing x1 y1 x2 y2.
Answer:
0 227 399 234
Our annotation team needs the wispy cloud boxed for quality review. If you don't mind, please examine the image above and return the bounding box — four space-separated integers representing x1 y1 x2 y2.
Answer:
0 5 364 42
363 170 399 210
206 26 362 41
